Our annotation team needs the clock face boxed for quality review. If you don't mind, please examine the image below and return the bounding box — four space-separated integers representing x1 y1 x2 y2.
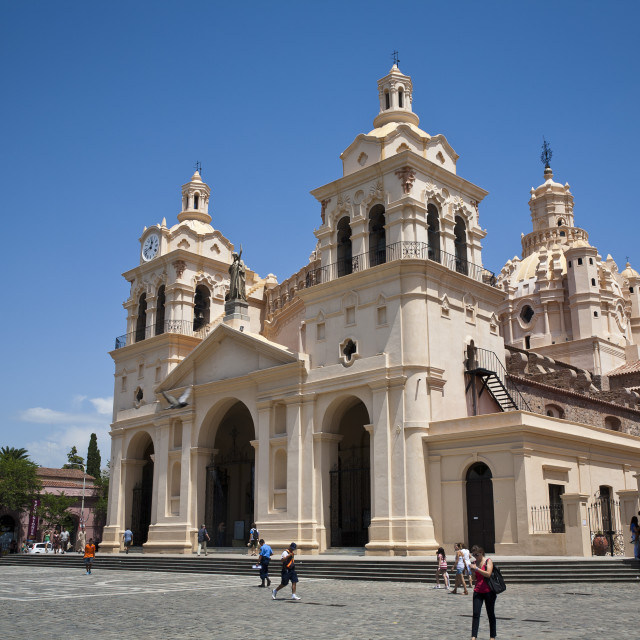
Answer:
142 233 160 261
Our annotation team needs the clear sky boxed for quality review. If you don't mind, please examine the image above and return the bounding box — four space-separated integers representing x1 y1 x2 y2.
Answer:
1 1 638 468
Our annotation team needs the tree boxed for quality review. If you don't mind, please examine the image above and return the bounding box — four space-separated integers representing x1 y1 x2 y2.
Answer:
86 433 101 479
38 492 75 530
93 460 110 525
0 446 30 461
62 446 84 470
0 456 41 512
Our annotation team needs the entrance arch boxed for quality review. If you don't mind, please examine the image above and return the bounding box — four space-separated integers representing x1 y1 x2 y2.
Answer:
0 514 16 551
204 401 255 547
327 398 371 548
466 462 495 553
126 432 154 547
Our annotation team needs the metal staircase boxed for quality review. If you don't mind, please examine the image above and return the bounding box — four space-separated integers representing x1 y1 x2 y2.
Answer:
465 346 531 412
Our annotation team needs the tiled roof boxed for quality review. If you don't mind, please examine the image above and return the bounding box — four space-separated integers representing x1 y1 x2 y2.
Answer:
41 480 94 489
37 468 95 482
607 360 640 377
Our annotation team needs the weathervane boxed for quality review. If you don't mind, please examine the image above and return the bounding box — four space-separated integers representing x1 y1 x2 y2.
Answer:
391 50 400 66
540 137 552 169
195 160 202 175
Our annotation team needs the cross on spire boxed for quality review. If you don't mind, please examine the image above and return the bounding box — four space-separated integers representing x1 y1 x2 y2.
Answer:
195 160 202 175
391 50 400 67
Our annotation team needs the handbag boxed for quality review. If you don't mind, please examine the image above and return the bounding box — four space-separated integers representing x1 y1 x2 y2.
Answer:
487 563 506 594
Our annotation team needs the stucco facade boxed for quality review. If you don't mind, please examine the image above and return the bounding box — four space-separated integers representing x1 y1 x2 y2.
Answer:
101 65 640 557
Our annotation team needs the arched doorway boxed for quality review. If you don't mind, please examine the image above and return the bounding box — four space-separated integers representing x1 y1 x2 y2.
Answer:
329 399 371 548
204 402 255 547
130 440 154 547
466 462 495 553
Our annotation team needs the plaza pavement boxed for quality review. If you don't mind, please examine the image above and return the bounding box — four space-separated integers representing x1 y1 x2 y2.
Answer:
1 564 638 639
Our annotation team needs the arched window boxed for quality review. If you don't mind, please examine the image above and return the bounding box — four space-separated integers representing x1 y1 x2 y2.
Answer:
427 204 441 263
557 218 565 226
193 285 211 332
193 194 199 209
337 216 352 277
368 205 386 267
398 88 404 108
454 216 468 275
155 285 165 336
384 90 390 110
545 404 565 419
135 293 147 342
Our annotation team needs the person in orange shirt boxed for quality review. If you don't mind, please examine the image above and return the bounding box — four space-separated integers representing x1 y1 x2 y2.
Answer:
84 538 96 575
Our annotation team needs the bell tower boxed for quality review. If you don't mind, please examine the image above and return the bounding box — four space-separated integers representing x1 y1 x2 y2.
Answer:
372 63 420 128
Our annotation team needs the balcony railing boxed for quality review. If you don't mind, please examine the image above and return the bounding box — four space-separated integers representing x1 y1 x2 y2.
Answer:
114 319 216 350
310 241 497 287
531 504 565 533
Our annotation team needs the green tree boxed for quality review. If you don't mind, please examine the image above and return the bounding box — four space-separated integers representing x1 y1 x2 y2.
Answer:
38 492 75 530
93 460 110 525
86 433 101 478
62 446 84 470
0 446 30 461
0 456 41 512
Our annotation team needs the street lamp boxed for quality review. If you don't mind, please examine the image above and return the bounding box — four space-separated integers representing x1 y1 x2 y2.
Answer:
78 463 86 536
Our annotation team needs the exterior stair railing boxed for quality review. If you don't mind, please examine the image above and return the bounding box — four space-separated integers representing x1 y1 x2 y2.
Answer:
465 346 532 412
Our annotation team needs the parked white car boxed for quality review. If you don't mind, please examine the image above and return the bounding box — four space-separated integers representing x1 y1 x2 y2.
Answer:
28 542 51 554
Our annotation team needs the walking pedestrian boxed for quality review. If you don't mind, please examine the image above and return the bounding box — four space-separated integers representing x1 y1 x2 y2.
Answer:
123 528 133 554
450 543 469 595
60 527 70 554
197 524 210 556
84 538 96 575
52 529 60 554
76 526 86 553
272 542 300 600
258 538 273 587
461 543 473 590
434 547 449 589
630 515 639 559
248 523 259 556
470 546 496 640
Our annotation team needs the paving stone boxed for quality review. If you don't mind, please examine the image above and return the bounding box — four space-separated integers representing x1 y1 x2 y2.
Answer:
1 565 638 639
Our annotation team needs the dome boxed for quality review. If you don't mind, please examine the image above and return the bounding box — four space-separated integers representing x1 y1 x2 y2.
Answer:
621 262 640 279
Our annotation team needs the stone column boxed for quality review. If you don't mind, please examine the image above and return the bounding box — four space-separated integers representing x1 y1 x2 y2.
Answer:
179 417 194 525
99 435 125 553
617 489 639 557
150 425 169 525
190 447 216 535
298 395 318 551
561 493 591 557
312 432 342 551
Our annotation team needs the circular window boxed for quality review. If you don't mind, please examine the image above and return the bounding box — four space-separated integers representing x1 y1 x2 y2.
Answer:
520 305 534 323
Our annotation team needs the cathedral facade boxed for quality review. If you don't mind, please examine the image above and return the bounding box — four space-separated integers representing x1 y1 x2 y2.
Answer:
101 66 640 557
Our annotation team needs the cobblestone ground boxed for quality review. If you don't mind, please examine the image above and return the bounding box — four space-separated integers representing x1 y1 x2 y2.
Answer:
2 565 638 639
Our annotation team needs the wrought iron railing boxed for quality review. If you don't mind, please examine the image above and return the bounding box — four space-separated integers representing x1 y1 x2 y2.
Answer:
587 498 625 556
310 241 496 287
114 318 217 350
531 504 565 533
469 347 532 412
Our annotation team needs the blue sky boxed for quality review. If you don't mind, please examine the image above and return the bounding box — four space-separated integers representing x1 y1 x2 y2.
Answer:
1 1 638 468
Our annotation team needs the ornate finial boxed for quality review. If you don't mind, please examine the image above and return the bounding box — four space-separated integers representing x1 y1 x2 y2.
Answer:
391 50 400 67
540 137 553 169
194 160 202 175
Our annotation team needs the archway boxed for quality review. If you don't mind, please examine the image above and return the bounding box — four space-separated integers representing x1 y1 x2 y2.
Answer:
368 205 386 267
127 435 154 547
466 462 495 553
204 402 255 547
329 399 371 547
337 217 353 277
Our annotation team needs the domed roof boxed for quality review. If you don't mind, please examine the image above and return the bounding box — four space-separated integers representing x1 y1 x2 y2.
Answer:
621 262 640 279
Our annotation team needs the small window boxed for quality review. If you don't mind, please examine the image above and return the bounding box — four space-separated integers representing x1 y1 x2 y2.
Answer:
578 258 583 265
591 278 596 286
398 88 404 108
631 287 635 293
345 306 355 325
557 219 565 226
193 194 199 209
559 231 565 237
385 91 390 109
316 322 325 341
155 366 161 383
520 305 534 323
135 387 143 403
342 339 357 362
594 311 599 317
605 416 621 431
568 261 572 268
525 335 531 349
377 306 387 326
121 375 127 392
589 258 593 265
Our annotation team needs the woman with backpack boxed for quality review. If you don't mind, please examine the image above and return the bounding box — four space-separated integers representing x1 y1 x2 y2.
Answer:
469 545 496 640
